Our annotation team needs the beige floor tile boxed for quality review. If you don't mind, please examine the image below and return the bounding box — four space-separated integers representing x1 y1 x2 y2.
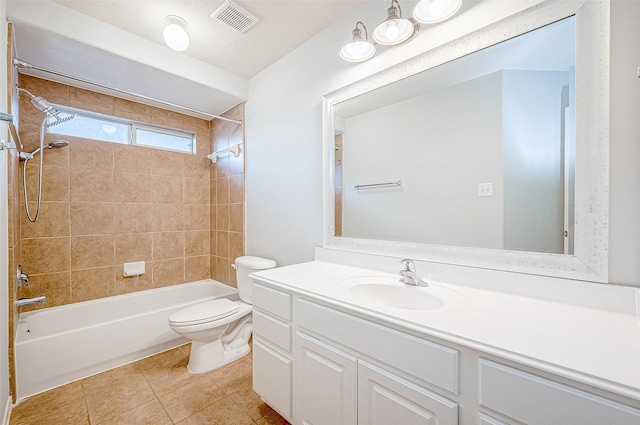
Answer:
10 343 290 425
227 384 269 421
207 354 253 392
10 396 89 425
16 380 84 410
95 399 172 425
175 397 254 425
136 347 215 396
81 363 145 397
85 380 155 424
158 376 226 423
255 407 292 425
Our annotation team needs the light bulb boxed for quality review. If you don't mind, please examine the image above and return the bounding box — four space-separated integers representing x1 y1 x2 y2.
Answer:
340 41 376 62
163 16 189 51
413 0 462 24
430 0 446 17
373 1 415 46
385 22 401 40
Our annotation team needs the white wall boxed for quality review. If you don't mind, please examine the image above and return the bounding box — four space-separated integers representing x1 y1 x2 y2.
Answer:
1 1 10 420
341 72 504 249
502 70 570 254
609 0 640 286
246 0 545 267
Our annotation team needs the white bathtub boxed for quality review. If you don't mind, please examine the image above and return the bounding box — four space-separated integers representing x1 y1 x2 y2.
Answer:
15 279 239 401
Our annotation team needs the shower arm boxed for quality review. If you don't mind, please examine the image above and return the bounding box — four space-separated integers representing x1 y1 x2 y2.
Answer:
13 58 242 126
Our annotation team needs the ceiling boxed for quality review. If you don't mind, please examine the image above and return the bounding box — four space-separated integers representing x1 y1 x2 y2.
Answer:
49 0 366 80
7 0 367 118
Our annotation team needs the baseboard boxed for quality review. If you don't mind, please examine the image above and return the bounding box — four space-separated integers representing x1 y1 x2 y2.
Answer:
1 396 11 425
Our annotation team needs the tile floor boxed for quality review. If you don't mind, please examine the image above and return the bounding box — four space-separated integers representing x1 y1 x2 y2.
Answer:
10 343 290 425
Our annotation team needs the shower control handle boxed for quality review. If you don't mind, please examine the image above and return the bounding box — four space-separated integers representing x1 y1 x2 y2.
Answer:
17 265 29 288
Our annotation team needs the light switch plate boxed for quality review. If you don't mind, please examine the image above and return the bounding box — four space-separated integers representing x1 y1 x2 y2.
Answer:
478 182 494 197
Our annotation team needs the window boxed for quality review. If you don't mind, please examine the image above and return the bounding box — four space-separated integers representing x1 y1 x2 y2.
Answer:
47 106 196 154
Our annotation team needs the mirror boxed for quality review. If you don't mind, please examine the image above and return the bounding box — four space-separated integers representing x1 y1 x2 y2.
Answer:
323 0 609 282
335 17 575 255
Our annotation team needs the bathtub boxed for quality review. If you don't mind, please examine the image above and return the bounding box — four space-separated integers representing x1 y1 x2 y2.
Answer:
15 279 239 401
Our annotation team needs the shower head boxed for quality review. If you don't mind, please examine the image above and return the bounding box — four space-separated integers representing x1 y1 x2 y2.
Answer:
25 140 70 157
15 87 62 120
48 140 69 149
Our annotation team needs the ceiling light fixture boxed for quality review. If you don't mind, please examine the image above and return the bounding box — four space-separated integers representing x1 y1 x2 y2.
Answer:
373 0 415 46
340 21 376 62
163 15 190 51
413 0 462 24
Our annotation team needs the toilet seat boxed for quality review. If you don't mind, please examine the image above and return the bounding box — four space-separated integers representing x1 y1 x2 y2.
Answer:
169 299 239 327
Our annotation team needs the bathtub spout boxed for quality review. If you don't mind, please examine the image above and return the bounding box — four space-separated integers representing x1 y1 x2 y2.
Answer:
17 295 46 308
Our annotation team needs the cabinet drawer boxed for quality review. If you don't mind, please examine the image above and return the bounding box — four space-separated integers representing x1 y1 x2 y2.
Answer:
359 360 457 425
478 413 511 425
478 359 640 425
253 310 291 352
253 339 292 420
253 283 291 321
297 298 459 394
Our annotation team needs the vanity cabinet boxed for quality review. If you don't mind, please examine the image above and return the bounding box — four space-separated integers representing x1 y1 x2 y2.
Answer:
294 297 458 425
251 279 640 425
252 283 293 421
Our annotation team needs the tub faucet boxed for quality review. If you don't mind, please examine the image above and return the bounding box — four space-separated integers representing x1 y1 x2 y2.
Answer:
399 259 428 287
17 295 46 308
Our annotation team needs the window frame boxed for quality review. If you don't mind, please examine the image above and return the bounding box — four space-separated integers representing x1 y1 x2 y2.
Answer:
47 104 197 154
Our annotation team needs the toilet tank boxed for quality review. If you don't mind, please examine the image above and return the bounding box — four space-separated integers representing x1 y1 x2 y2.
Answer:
234 256 277 304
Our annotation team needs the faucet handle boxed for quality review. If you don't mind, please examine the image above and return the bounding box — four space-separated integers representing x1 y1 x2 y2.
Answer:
400 259 414 272
17 264 29 288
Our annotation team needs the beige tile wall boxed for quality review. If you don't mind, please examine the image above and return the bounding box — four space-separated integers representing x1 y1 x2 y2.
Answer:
15 75 245 311
210 104 245 287
7 21 20 401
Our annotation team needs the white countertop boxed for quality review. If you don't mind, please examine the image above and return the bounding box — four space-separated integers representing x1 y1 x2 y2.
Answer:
251 260 640 402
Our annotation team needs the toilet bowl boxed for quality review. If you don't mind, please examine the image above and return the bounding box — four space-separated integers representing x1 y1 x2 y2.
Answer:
168 256 277 373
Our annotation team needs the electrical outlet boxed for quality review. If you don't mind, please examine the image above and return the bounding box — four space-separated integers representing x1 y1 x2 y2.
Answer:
478 182 493 197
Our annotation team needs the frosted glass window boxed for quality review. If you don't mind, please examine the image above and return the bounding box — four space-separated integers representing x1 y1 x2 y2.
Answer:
47 106 196 154
134 127 194 153
48 112 129 144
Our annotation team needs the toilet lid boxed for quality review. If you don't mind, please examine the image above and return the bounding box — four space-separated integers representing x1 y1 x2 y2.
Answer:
169 299 239 326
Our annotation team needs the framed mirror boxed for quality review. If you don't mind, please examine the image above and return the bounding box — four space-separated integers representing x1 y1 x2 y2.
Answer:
323 0 609 282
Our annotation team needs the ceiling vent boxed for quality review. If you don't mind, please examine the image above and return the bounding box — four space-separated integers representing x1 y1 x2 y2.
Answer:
211 0 260 34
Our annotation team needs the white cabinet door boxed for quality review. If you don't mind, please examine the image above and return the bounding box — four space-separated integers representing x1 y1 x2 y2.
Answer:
358 360 458 425
295 332 357 425
253 339 292 420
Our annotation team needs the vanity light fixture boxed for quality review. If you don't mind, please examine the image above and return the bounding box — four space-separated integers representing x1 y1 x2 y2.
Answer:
163 15 190 51
340 21 376 62
340 1 462 63
413 0 462 24
373 0 416 45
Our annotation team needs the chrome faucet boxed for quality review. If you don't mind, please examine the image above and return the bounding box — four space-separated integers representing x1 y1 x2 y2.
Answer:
399 259 428 287
17 264 29 289
17 295 46 308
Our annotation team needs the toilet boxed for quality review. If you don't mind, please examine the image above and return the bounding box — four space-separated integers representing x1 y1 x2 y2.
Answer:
168 256 277 373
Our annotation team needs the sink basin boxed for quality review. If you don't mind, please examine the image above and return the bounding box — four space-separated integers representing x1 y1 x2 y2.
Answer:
343 277 446 310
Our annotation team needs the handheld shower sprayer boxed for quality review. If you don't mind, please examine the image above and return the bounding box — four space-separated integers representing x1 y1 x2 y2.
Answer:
20 140 70 159
16 86 75 222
